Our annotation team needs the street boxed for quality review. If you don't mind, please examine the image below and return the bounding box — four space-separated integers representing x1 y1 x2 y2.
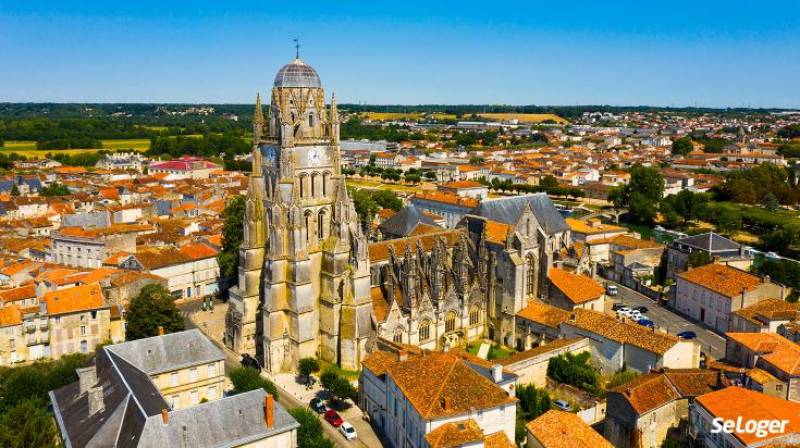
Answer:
178 298 377 448
605 282 725 360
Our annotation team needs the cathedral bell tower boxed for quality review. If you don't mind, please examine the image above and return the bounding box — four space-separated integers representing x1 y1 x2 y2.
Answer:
222 51 372 373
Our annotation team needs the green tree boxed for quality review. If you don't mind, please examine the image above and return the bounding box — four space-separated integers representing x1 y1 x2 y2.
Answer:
289 407 335 448
125 284 185 340
610 165 664 224
298 358 320 383
671 136 693 156
539 175 559 189
9 184 19 196
218 195 245 292
688 250 713 268
547 352 600 395
40 182 70 197
349 188 402 228
762 192 780 212
606 370 639 389
0 399 59 448
715 208 742 234
320 370 357 403
229 367 279 398
514 384 552 444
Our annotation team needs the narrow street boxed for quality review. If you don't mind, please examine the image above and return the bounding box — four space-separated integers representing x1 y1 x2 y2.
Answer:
605 282 725 360
178 299 377 448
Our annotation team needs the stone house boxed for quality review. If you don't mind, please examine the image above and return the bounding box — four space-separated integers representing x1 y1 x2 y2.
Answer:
728 298 800 333
545 267 605 312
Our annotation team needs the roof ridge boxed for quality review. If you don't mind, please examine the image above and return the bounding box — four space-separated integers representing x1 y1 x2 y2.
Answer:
424 354 461 416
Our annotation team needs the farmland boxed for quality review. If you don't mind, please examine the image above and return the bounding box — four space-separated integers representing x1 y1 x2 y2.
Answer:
475 113 568 124
0 138 150 159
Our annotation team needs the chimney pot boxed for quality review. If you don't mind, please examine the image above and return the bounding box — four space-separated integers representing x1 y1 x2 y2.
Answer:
265 394 274 428
157 326 165 336
491 364 503 383
162 409 169 425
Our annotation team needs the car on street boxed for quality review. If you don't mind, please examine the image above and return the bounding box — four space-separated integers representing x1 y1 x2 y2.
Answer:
339 422 358 440
606 284 618 296
634 306 649 313
677 331 697 340
612 303 628 311
629 310 642 320
637 319 655 328
310 397 326 414
553 399 571 411
324 410 343 427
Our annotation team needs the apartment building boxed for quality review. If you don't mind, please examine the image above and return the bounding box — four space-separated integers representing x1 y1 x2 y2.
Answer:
50 224 146 268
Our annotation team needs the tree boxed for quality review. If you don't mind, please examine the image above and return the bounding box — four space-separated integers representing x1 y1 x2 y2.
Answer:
125 284 185 340
40 182 70 197
611 165 664 224
218 195 245 292
688 250 712 268
606 370 639 389
671 136 693 156
547 352 600 395
349 188 402 228
320 370 357 403
515 384 552 444
289 407 335 448
539 175 559 189
762 192 780 212
715 208 742 234
9 184 19 196
230 367 279 398
298 358 320 383
0 399 59 448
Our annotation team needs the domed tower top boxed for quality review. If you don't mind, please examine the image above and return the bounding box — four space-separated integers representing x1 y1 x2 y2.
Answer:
273 58 322 88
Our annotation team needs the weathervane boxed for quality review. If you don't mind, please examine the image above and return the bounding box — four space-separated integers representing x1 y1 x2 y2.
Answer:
293 38 300 59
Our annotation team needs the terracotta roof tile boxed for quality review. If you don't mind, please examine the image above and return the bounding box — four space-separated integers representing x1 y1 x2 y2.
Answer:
515 300 570 328
567 309 680 355
43 283 105 315
547 268 605 304
526 410 613 448
425 419 484 448
678 263 762 298
0 304 22 327
726 332 800 375
0 284 36 304
368 230 463 263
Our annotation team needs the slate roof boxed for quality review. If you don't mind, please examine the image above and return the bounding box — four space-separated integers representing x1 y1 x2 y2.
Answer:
106 329 224 375
673 232 740 253
378 205 440 237
51 333 297 448
472 193 568 235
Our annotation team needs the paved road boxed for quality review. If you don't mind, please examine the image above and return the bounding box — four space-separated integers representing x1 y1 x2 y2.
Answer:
606 282 725 360
178 299 371 448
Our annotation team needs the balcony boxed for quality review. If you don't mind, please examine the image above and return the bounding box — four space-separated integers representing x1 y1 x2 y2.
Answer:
24 323 36 333
26 335 38 346
39 321 49 331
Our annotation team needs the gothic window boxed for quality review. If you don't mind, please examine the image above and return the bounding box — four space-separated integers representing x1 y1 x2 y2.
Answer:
304 211 312 242
299 174 306 198
308 113 314 127
527 218 532 236
445 311 456 333
420 320 431 341
311 173 318 197
318 209 326 240
393 328 403 344
526 254 536 296
469 307 479 325
322 172 329 196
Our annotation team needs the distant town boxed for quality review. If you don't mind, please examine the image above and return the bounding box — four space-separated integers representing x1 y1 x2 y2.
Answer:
1 59 800 448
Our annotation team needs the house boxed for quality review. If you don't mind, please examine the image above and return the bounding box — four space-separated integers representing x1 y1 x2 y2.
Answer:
50 224 151 268
105 329 226 409
117 243 220 300
411 191 479 228
604 369 719 448
526 410 612 448
672 263 785 333
497 337 591 387
690 387 800 447
560 309 700 373
437 181 489 200
360 349 518 448
728 298 800 333
149 155 220 179
724 332 800 402
42 283 112 359
666 232 753 279
50 331 298 448
545 268 605 312
514 300 571 347
565 218 627 243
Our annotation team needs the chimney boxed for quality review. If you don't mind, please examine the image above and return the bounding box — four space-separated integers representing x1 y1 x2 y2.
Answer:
161 409 169 425
441 397 452 411
88 387 104 415
265 394 274 428
398 350 409 362
77 366 97 394
491 364 503 383
157 326 165 336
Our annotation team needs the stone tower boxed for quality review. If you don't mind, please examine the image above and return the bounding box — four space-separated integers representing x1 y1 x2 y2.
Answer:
225 56 372 373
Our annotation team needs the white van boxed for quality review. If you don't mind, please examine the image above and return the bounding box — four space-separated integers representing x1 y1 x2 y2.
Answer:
606 284 618 296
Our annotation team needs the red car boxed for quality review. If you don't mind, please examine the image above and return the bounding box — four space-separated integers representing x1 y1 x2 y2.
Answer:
324 410 343 427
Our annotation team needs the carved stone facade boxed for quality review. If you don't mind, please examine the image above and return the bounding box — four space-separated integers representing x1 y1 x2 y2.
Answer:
225 58 372 372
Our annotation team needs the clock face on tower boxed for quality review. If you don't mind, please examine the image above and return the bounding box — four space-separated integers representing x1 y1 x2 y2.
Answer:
308 147 323 166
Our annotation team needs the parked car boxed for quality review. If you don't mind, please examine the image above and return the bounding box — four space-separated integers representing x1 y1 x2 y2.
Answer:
612 303 627 311
629 310 642 320
553 399 571 411
615 307 631 316
634 306 649 313
324 410 343 427
339 422 358 440
310 397 326 414
677 331 697 340
606 285 619 296
637 319 655 328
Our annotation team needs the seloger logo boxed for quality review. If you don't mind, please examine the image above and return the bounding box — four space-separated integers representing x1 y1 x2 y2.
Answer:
711 417 789 438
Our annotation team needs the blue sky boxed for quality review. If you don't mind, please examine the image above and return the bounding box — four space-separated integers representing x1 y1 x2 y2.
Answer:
1 1 798 107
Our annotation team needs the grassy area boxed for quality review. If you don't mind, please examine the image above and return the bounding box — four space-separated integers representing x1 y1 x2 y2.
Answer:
101 138 150 150
476 113 568 124
360 112 422 121
466 342 516 361
318 359 360 381
346 178 420 194
1 140 37 150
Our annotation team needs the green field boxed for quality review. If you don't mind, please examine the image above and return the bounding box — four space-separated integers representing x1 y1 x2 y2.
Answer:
100 138 150 150
0 138 149 159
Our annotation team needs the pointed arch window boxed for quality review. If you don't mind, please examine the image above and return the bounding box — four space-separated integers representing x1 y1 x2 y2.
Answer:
526 254 536 296
470 306 480 325
317 213 323 240
311 173 317 197
445 311 456 333
299 174 306 198
308 113 314 127
322 172 329 196
420 320 431 341
304 211 312 242
393 328 403 344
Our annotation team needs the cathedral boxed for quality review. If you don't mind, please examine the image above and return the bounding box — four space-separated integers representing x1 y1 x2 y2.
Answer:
224 55 571 373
